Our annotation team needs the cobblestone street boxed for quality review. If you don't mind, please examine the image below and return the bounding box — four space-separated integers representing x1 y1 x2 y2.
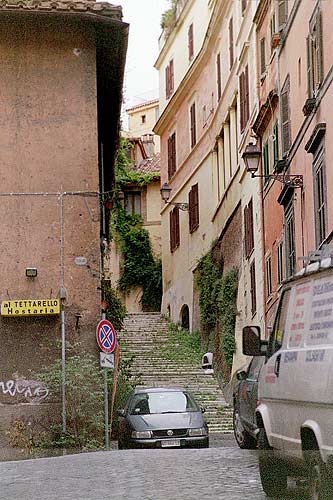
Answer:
0 434 312 500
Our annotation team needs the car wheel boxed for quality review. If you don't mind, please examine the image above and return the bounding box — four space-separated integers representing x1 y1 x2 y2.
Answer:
258 427 288 497
233 407 257 449
306 449 332 500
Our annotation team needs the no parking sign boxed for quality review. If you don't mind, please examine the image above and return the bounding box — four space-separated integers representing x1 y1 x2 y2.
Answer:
96 319 117 353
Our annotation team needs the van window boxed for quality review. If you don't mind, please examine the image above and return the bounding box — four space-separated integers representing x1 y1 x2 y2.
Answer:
267 289 291 356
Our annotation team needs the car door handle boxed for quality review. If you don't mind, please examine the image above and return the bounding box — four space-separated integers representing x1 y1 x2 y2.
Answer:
274 354 281 377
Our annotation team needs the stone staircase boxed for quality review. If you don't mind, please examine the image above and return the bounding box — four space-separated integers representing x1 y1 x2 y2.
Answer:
118 312 233 434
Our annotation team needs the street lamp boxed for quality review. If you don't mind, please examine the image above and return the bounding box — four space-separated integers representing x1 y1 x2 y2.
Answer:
160 182 189 211
243 142 303 188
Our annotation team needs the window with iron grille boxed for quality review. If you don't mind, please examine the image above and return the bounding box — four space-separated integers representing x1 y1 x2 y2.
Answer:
216 53 222 101
285 200 296 278
313 141 327 247
167 132 177 179
239 65 249 132
277 241 284 285
244 198 254 258
229 17 234 69
190 102 197 148
125 192 141 216
266 255 273 298
169 207 180 253
263 141 270 186
250 260 257 316
188 23 194 61
165 59 174 99
281 76 291 155
307 7 324 98
189 183 199 233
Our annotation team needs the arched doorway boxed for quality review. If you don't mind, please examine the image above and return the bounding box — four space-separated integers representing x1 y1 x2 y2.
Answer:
180 304 190 329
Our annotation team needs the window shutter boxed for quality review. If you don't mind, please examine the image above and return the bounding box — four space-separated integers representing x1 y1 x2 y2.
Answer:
190 102 196 148
306 36 314 97
278 0 288 30
172 133 176 177
170 59 174 95
250 260 257 315
239 72 245 132
175 207 180 248
241 0 247 14
316 10 324 85
248 198 254 254
188 23 194 60
165 65 169 98
169 211 174 252
168 136 172 179
229 18 234 69
281 78 291 154
244 205 248 256
244 65 249 126
273 121 279 165
260 38 266 75
217 53 222 101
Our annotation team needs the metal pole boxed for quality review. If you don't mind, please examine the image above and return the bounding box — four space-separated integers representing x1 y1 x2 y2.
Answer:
61 308 66 434
101 312 109 450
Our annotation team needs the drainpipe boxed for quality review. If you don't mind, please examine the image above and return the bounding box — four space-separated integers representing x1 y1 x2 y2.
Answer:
59 193 67 435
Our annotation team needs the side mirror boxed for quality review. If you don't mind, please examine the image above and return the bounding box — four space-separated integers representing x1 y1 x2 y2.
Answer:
117 408 126 417
242 326 262 356
236 370 247 381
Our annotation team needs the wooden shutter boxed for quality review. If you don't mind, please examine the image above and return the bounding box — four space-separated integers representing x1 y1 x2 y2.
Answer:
229 17 234 69
190 102 196 148
165 65 170 98
306 35 314 98
244 205 249 256
174 207 180 248
281 78 291 154
273 121 279 166
239 72 245 132
278 0 288 30
188 23 194 60
169 59 174 95
169 211 174 252
168 133 176 179
244 65 249 126
316 10 324 85
189 184 199 233
168 135 172 179
248 198 254 254
250 260 257 315
217 53 222 101
260 38 266 75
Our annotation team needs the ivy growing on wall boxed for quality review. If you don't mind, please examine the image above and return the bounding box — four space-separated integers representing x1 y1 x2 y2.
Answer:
196 244 238 376
111 139 162 311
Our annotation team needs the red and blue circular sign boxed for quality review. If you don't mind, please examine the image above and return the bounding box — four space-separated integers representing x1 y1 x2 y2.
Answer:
96 319 117 353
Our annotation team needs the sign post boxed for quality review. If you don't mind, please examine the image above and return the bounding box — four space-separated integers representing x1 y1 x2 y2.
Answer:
96 317 117 450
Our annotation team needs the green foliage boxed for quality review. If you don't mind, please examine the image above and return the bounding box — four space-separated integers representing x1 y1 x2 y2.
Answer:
111 138 162 311
158 323 204 366
161 0 178 30
114 138 159 188
196 245 238 371
102 281 127 332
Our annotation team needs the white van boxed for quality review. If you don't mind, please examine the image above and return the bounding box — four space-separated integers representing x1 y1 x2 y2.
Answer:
243 255 333 499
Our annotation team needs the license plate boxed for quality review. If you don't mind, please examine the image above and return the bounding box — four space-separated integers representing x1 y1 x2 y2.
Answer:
161 439 180 447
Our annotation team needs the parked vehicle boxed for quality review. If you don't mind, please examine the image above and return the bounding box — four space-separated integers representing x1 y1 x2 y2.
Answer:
117 387 209 449
242 254 333 498
232 356 265 449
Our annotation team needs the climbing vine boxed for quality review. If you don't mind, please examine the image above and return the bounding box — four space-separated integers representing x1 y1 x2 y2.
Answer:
196 244 238 375
111 139 162 311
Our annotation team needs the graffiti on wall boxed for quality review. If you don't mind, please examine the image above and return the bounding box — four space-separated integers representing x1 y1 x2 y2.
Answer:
0 379 49 403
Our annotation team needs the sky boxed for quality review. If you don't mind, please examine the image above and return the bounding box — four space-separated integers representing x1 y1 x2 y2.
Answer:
116 0 170 114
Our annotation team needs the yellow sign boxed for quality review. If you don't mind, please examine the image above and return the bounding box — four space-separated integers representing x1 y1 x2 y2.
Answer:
1 299 60 317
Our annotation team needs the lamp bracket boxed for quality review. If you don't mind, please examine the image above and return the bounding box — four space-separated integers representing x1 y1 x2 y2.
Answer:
169 202 189 211
251 172 303 188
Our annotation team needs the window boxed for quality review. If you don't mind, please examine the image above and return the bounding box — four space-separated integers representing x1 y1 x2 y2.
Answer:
216 53 222 101
229 17 234 69
188 23 194 61
244 198 254 258
281 76 291 155
266 255 273 298
250 260 257 316
190 102 197 148
125 192 141 216
167 132 177 179
170 207 180 252
260 38 266 76
277 241 284 285
141 115 146 124
285 200 295 278
165 59 174 99
307 8 324 98
273 121 279 167
278 0 288 31
313 141 327 246
263 141 270 186
268 288 291 356
189 183 199 233
239 65 249 132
